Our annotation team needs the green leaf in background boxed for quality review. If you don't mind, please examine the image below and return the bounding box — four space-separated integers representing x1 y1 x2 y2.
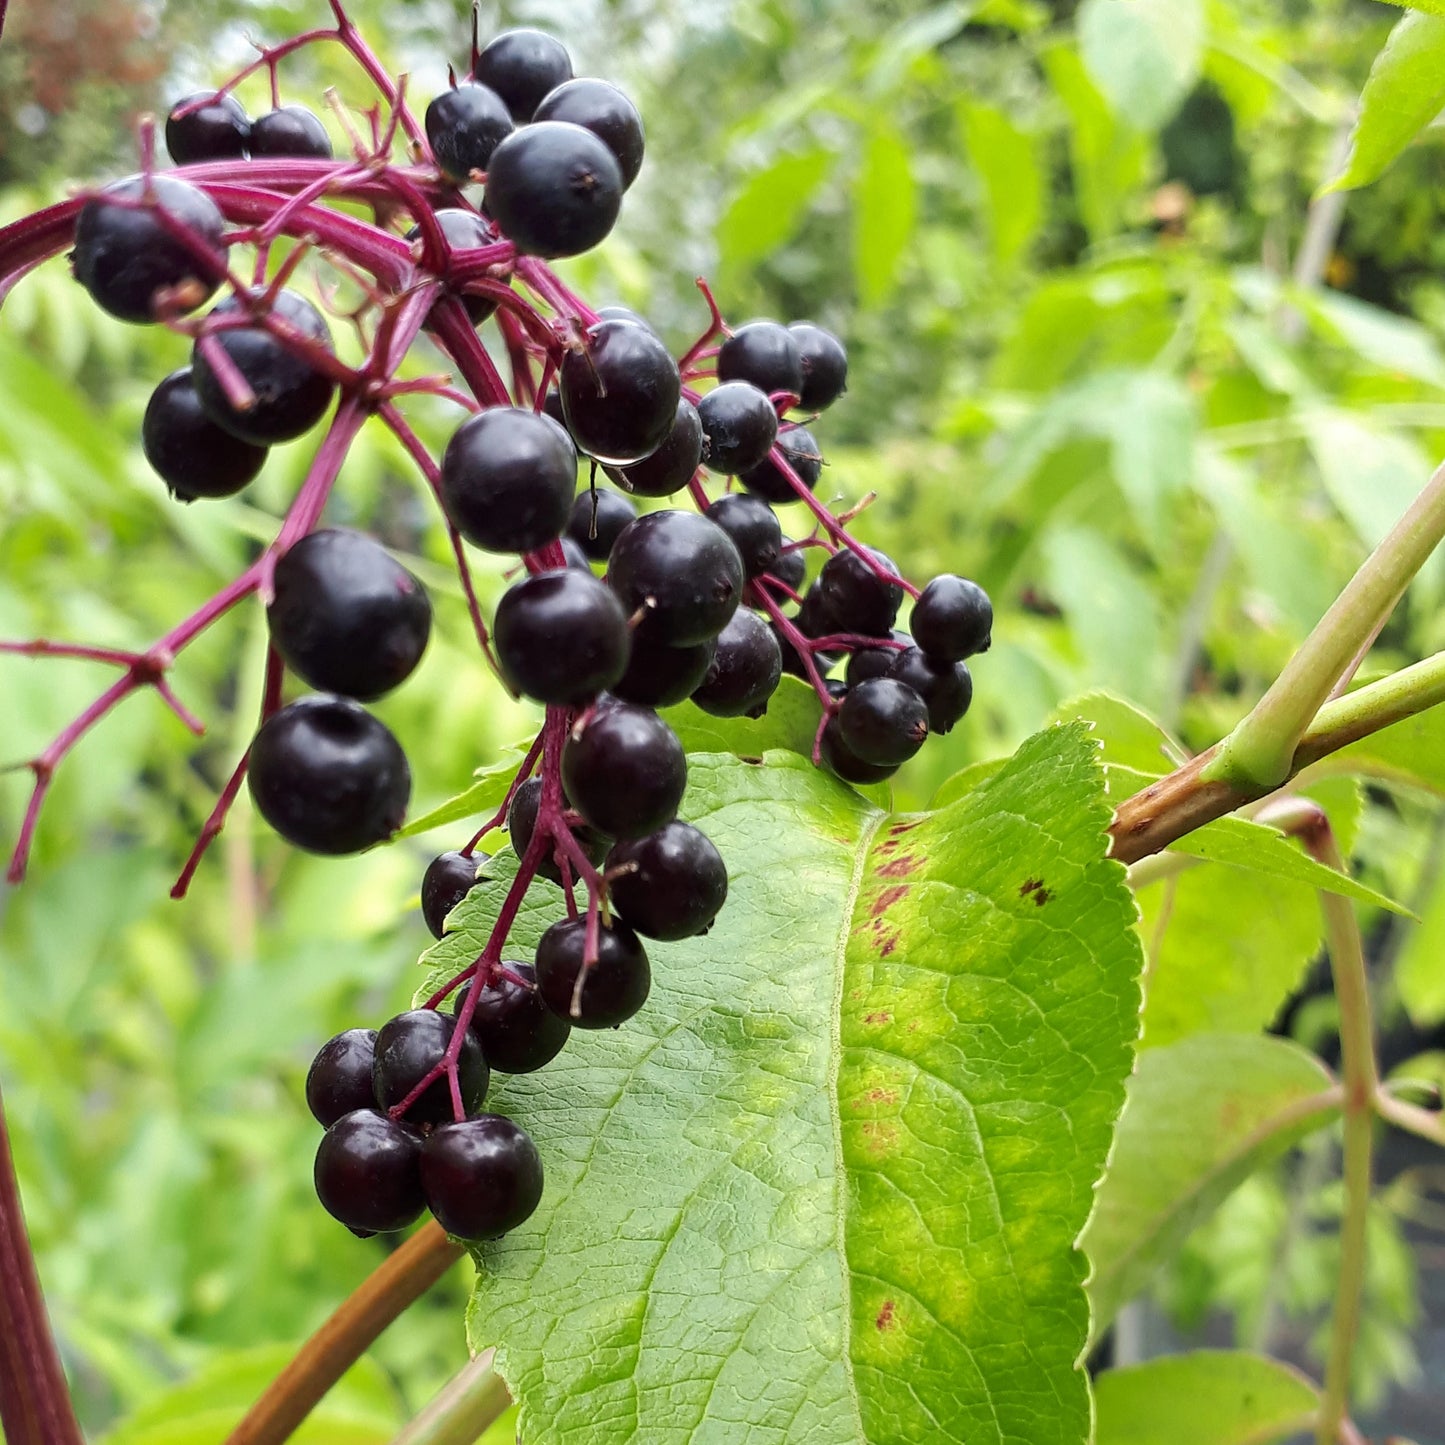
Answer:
1396 859 1445 1026
1329 10 1445 193
1048 689 1181 791
852 124 916 307
958 99 1043 264
433 728 1140 1443
717 148 831 275
1093 1351 1320 1445
1077 0 1205 133
1323 696 1445 796
398 746 534 839
1083 1034 1340 1335
1376 1 1445 21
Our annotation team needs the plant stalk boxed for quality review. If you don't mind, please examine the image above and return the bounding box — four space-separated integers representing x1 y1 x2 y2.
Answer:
390 1350 511 1445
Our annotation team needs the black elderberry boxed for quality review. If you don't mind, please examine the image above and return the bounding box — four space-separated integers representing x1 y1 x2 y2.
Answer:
454 964 569 1073
507 775 609 885
306 1028 379 1128
837 678 929 766
411 208 506 325
422 851 485 939
533 78 645 188
560 535 593 571
440 407 578 554
73 175 227 324
493 569 631 705
561 703 686 839
314 1109 425 1236
607 510 744 646
612 634 716 708
911 574 993 660
474 28 574 122
425 81 514 184
249 105 333 159
815 546 904 638
691 609 783 717
788 321 848 410
605 398 704 497
165 91 250 164
845 631 910 688
267 529 432 701
738 427 823 504
535 916 651 1027
763 544 808 594
142 368 268 501
888 647 974 734
566 486 637 561
560 319 681 465
819 715 900 787
606 822 727 940
717 320 805 399
705 493 782 579
372 1009 490 1126
422 1115 545 1239
772 620 839 681
248 695 410 855
697 382 779 475
484 122 622 259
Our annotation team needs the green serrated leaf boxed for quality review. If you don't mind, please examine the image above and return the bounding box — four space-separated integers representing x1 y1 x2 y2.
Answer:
852 125 916 307
1077 0 1205 133
398 748 532 839
1329 10 1445 193
1083 1035 1339 1335
718 149 832 274
662 675 822 759
439 729 1140 1443
1093 1351 1320 1444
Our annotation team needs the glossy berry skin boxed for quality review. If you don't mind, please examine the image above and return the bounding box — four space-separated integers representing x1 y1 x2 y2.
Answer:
535 916 650 1028
815 547 904 638
142 368 267 501
314 1109 425 1236
305 1029 379 1128
560 536 592 571
268 529 432 701
773 621 839 682
837 678 929 766
888 647 973 734
788 322 848 410
191 289 337 445
165 91 249 164
717 321 805 398
412 208 505 325
484 122 622 259
248 695 410 854
474 28 574 121
421 851 484 938
561 703 686 840
507 775 609 885
421 1115 545 1240
605 398 704 497
691 609 783 718
606 822 727 940
697 382 779 476
566 486 637 561
845 631 910 688
440 407 577 554
595 304 655 332
911 574 993 660
454 964 569 1073
607 510 744 646
249 105 333 159
425 81 513 183
372 1009 490 1126
612 634 716 708
764 545 807 594
705 494 782 580
820 716 900 787
738 426 823 504
561 319 681 465
73 175 227 324
493 569 630 705
534 78 645 188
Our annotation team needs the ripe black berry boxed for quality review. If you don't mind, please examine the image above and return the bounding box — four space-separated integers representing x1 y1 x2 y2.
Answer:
535 916 650 1027
411 208 505 325
484 122 622 259
773 620 838 681
560 319 681 465
612 634 716 708
314 1109 425 1236
566 486 637 561
249 105 333 159
425 81 514 183
607 510 744 646
561 703 686 839
845 631 910 688
788 321 848 410
717 321 805 398
454 964 569 1073
691 609 783 717
815 547 903 638
474 28 574 122
739 426 823 504
249 696 411 854
191 289 337 445
165 91 250 164
421 1115 544 1239
507 775 609 884
595 304 655 332
837 678 929 766
764 544 807 593
560 536 592 571
911 574 993 660
422 851 484 938
888 647 973 734
697 382 779 475
705 494 782 579
493 569 630 705
142 368 268 501
533 79 645 188
440 407 577 554
606 822 727 940
605 398 704 497
306 1029 379 1128
73 175 227 324
373 1009 490 1126
820 716 899 786
268 529 432 701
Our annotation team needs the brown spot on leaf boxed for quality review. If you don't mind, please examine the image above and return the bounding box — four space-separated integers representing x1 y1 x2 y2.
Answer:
739 755 764 765
877 930 900 957
866 1087 899 1106
877 854 920 879
871 884 908 917
890 820 922 836
1020 878 1053 906
876 1300 897 1331
863 1010 892 1025
859 1119 900 1153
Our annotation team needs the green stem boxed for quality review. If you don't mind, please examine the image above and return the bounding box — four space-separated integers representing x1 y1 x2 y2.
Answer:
390 1351 511 1445
1296 649 1445 762
1206 458 1445 791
